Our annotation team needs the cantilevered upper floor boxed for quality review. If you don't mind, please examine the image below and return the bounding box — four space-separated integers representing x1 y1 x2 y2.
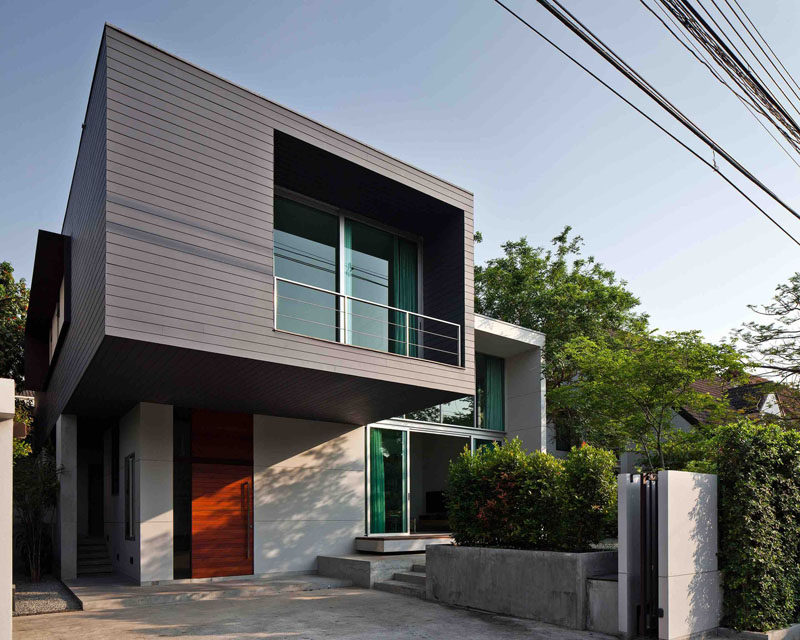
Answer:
25 25 475 432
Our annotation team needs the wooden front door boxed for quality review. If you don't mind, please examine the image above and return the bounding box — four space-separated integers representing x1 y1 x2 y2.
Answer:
190 410 253 578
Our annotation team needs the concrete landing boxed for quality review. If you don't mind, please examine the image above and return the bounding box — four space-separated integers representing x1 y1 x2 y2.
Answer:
318 552 426 588
65 573 352 611
355 534 453 553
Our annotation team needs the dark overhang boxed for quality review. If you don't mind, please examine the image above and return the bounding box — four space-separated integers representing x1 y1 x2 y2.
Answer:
24 230 71 391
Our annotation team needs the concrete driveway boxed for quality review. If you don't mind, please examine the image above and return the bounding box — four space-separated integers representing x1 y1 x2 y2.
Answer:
14 587 616 639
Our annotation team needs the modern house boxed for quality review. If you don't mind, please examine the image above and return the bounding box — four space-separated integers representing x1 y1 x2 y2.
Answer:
24 25 548 584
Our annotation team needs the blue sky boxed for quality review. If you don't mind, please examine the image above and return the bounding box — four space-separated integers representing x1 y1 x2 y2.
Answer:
1 0 798 341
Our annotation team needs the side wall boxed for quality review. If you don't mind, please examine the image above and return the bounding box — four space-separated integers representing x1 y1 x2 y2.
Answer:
104 402 173 583
253 415 364 574
36 42 108 431
505 346 548 452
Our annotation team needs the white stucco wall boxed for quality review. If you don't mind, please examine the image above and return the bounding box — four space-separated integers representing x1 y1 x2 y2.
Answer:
253 415 364 574
105 402 173 584
0 379 14 640
505 346 548 452
657 471 720 640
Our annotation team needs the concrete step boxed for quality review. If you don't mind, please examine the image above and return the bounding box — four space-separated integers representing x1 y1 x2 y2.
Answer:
78 557 112 566
78 551 111 561
373 579 426 600
75 576 354 611
392 571 425 586
77 565 114 575
411 564 426 573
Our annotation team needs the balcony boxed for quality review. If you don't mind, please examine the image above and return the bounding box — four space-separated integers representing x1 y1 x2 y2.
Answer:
274 276 462 367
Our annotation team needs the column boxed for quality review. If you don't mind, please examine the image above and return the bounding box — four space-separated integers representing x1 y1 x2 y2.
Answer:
504 346 547 452
56 414 78 581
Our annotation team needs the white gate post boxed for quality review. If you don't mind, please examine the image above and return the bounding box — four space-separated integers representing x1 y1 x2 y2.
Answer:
0 379 15 640
657 471 721 640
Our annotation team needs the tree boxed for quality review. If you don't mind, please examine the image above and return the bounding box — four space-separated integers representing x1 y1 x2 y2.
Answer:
734 272 800 387
0 261 29 386
14 448 60 581
549 330 746 471
475 227 647 447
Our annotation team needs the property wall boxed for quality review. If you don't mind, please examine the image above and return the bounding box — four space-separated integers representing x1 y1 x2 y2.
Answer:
657 471 721 640
0 379 14 639
105 402 173 583
253 415 364 574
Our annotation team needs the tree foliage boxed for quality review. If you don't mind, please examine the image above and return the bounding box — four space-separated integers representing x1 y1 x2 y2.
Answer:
0 261 29 386
734 272 800 389
549 330 746 471
475 227 647 392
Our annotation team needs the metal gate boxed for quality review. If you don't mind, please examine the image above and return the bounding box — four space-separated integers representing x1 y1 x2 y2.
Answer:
639 472 659 637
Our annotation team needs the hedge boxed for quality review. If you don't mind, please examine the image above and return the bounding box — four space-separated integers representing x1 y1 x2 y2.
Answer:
715 420 800 632
446 438 617 551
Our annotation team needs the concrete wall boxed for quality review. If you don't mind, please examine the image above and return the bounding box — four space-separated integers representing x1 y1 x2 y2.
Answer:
426 545 617 629
0 379 14 640
253 415 364 574
658 471 721 640
55 414 77 581
504 346 548 452
105 402 173 584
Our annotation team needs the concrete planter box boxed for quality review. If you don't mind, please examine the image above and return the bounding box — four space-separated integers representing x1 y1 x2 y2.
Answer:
426 544 617 629
719 625 800 640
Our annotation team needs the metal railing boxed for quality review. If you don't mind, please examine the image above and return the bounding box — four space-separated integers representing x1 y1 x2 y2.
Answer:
274 276 462 367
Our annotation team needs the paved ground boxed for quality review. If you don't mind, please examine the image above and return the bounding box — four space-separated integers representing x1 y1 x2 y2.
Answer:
14 587 618 639
13 576 81 616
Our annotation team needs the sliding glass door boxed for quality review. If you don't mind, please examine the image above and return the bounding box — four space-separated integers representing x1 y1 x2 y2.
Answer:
369 427 408 534
345 220 418 355
274 197 339 341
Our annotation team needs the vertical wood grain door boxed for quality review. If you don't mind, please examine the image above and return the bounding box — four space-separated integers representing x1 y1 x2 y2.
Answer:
190 410 253 578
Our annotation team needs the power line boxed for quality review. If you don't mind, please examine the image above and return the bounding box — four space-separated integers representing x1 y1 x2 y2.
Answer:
640 0 800 169
490 0 800 247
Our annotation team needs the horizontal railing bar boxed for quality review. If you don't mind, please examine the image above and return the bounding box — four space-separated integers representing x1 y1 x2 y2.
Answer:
276 276 461 329
277 294 459 342
277 313 341 331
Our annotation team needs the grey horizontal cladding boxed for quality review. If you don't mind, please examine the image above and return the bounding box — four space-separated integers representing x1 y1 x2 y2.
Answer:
104 27 472 210
108 93 272 167
37 41 108 431
106 192 270 251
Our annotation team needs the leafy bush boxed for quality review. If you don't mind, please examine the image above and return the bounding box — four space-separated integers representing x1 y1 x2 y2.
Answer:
446 438 616 551
715 420 800 631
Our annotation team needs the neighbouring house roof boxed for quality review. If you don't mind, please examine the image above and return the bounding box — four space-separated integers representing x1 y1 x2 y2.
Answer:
680 375 799 425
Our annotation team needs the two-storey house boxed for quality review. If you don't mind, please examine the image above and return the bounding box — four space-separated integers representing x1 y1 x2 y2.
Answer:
24 25 548 584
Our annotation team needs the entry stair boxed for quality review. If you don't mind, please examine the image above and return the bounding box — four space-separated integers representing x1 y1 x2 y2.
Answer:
77 537 113 576
373 562 427 599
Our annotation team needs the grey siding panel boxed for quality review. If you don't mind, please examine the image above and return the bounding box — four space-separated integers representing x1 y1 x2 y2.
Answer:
104 29 472 209
102 24 473 397
37 42 108 431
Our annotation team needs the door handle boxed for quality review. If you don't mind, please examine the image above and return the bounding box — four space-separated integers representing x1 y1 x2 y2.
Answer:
242 482 252 560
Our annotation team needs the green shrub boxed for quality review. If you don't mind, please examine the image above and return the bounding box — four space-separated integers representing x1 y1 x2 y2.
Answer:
715 420 800 631
446 438 616 551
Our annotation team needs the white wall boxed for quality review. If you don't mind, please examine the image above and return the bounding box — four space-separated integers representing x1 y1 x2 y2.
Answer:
105 402 173 584
658 471 721 640
253 415 364 574
0 379 14 640
505 346 548 452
